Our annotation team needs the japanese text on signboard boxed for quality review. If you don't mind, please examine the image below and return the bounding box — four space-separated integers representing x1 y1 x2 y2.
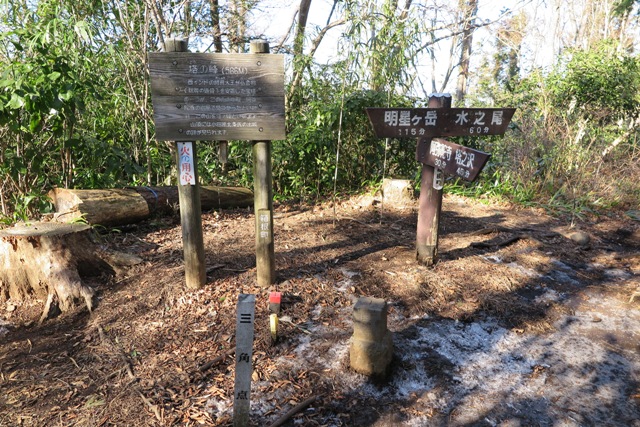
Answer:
383 109 505 137
366 107 516 139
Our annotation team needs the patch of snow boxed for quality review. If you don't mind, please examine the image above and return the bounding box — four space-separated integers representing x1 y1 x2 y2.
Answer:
205 396 231 418
237 285 640 425
482 255 503 263
604 269 632 279
339 268 361 279
506 262 540 277
534 289 563 304
545 269 582 286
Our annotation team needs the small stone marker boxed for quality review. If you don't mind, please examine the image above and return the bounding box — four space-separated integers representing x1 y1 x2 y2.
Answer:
233 294 256 427
382 178 414 206
349 297 393 377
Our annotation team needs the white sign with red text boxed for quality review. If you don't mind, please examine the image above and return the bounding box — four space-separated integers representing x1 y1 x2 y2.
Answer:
178 142 196 185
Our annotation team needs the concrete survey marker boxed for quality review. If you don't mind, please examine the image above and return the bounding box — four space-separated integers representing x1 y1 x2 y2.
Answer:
350 297 393 377
233 294 255 427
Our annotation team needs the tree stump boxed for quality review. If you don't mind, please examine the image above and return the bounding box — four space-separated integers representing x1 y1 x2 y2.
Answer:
0 222 115 323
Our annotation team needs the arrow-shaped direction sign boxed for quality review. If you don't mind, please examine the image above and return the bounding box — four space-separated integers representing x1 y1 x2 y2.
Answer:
417 138 491 182
366 107 516 139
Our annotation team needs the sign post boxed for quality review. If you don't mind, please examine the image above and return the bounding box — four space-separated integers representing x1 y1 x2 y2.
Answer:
366 95 515 266
250 40 276 288
416 94 450 265
165 38 206 289
148 40 285 288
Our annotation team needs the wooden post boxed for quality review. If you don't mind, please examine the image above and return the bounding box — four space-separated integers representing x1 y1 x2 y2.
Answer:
416 94 451 266
251 40 276 287
167 37 206 289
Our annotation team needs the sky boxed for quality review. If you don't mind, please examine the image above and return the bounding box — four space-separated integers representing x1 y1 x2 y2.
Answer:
261 0 545 96
257 0 640 98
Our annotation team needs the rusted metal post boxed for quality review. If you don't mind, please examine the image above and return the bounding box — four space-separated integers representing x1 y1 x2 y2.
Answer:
416 94 451 266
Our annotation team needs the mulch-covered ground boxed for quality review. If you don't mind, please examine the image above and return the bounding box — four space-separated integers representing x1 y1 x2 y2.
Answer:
1 193 639 426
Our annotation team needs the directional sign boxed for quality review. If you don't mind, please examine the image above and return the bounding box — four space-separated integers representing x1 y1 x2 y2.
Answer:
417 138 491 182
366 107 516 139
149 52 285 141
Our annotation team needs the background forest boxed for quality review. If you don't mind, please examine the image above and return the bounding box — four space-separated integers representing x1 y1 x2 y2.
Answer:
0 0 639 223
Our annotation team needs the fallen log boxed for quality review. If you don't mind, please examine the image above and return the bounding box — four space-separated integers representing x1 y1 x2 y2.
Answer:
49 186 253 226
0 223 116 322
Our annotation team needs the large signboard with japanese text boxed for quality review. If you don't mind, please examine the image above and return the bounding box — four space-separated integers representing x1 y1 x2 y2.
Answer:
149 52 285 141
366 107 516 139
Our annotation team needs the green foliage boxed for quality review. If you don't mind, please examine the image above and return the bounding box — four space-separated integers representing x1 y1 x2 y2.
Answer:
277 66 418 201
0 0 152 219
547 41 640 121
0 0 638 223
471 39 640 215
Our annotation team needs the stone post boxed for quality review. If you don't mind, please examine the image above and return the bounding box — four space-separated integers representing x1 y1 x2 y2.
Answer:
349 297 393 377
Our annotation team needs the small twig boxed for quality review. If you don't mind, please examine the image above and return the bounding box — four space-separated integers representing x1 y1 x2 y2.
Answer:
337 216 375 227
198 347 235 373
138 390 162 421
95 324 161 421
96 325 134 379
206 264 225 274
469 227 501 236
268 395 321 427
69 356 80 370
279 318 312 335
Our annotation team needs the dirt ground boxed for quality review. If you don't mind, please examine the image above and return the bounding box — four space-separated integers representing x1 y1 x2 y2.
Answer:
0 192 639 426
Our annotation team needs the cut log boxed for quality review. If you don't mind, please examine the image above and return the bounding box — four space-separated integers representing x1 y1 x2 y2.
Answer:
0 222 115 322
134 186 254 213
49 186 253 226
50 188 150 226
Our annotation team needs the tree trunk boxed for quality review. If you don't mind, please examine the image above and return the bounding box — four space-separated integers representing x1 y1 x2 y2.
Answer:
49 186 254 226
0 223 114 323
210 0 223 53
455 0 478 105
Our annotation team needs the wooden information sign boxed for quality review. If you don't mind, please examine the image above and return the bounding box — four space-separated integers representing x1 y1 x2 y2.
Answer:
149 52 285 141
366 107 516 139
418 138 491 182
149 40 281 289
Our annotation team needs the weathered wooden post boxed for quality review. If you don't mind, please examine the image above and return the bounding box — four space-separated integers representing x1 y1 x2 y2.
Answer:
250 40 275 288
416 94 450 265
166 38 206 289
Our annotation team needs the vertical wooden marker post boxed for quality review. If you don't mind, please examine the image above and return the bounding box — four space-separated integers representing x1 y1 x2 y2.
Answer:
233 294 256 427
250 40 276 288
416 94 451 266
167 38 206 289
